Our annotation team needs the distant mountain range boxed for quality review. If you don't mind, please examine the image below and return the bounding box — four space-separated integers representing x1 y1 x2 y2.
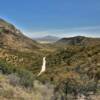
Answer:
34 35 59 43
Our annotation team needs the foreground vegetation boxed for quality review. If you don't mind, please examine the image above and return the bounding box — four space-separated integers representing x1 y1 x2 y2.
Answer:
0 44 100 100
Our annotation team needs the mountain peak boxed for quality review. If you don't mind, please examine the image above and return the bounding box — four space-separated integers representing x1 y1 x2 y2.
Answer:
34 35 59 43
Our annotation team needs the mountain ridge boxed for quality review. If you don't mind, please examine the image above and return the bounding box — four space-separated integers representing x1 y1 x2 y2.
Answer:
0 18 41 52
56 36 100 46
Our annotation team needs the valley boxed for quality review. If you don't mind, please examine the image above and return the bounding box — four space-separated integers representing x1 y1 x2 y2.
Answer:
0 18 100 100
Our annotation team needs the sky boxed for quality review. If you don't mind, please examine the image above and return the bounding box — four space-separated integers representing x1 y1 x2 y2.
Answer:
0 0 100 38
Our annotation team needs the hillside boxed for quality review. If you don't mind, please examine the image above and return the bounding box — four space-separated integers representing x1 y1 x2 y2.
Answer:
0 18 46 70
56 36 100 46
0 18 41 52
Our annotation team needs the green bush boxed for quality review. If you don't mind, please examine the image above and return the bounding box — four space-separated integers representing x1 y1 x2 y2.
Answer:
16 68 34 87
0 60 34 88
0 61 16 74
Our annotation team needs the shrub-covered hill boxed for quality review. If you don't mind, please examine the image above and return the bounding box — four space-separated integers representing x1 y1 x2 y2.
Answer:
0 18 100 99
39 45 100 87
56 36 100 46
0 18 52 71
0 18 42 52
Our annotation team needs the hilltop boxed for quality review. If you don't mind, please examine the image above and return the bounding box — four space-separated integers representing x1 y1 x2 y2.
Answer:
56 36 100 46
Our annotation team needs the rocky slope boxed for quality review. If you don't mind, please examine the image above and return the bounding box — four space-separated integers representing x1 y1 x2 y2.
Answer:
0 18 40 52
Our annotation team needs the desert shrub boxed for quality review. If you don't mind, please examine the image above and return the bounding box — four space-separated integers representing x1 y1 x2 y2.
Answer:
7 74 20 86
0 61 16 74
0 60 34 88
16 68 34 87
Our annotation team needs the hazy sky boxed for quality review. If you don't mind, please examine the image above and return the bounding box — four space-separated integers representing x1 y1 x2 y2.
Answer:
0 0 100 37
